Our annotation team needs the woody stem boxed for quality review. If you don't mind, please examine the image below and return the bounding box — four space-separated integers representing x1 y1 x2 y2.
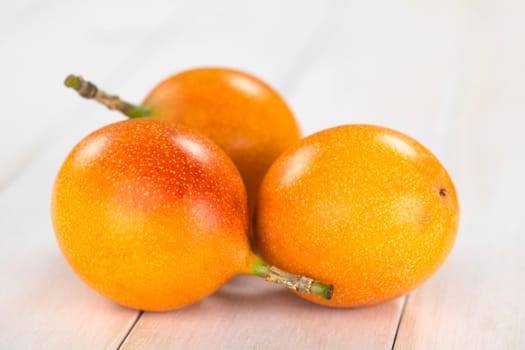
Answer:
64 74 151 118
249 256 333 300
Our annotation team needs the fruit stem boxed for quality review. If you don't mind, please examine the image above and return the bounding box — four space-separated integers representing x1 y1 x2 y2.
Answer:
248 255 333 300
64 74 151 118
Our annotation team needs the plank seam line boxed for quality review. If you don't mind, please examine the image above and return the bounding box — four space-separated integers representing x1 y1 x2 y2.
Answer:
116 310 144 350
391 295 409 350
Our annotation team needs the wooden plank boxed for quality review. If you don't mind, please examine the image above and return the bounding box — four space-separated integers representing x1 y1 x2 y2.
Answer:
394 1 525 348
121 276 404 349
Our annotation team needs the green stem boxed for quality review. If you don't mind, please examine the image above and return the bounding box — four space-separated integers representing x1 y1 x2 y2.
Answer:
249 256 333 300
64 74 151 118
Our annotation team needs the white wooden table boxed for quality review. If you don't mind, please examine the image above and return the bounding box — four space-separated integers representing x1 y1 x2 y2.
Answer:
1 0 524 348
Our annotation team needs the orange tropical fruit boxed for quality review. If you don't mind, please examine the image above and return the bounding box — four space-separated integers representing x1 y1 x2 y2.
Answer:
51 119 330 311
254 124 459 307
64 68 301 210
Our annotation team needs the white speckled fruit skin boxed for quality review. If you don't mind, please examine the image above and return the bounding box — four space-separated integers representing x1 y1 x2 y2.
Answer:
51 119 250 311
255 124 459 307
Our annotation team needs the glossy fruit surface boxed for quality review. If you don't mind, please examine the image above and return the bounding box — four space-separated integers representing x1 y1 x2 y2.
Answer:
51 119 250 311
142 67 301 209
255 124 459 307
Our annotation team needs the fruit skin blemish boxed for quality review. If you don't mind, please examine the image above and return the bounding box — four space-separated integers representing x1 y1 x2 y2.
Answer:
255 124 459 307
